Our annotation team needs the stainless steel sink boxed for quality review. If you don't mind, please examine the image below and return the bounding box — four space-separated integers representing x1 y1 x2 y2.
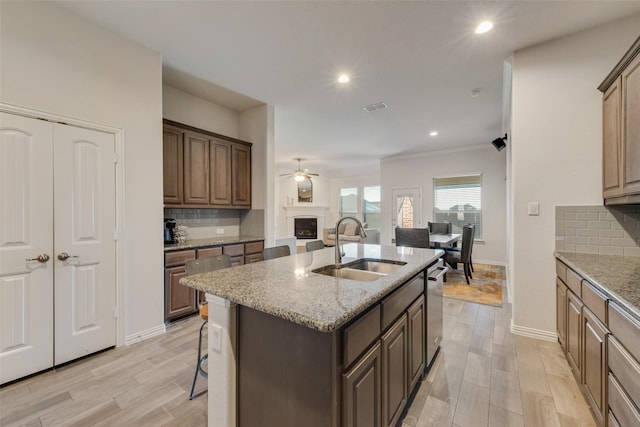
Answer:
312 258 407 281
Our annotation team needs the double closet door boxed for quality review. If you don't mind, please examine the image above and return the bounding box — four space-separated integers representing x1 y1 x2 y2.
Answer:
0 112 116 384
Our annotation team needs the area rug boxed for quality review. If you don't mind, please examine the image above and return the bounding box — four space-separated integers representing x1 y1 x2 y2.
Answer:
443 263 503 307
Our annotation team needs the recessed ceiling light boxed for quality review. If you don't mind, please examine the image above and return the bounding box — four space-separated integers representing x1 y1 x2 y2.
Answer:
338 74 350 84
430 131 438 137
475 21 493 34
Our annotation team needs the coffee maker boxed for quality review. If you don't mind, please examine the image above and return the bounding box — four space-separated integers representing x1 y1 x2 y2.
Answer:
164 218 177 244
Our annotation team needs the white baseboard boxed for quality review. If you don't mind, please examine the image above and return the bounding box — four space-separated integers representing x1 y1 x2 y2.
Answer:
510 320 557 342
125 324 166 346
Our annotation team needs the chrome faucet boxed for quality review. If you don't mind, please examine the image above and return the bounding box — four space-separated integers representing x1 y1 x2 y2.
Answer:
334 216 367 265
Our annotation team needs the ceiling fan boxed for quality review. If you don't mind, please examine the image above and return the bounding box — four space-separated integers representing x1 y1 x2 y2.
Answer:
280 158 319 182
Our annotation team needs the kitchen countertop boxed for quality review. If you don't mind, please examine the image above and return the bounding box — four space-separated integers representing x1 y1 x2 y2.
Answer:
164 235 263 252
556 252 640 321
180 243 443 333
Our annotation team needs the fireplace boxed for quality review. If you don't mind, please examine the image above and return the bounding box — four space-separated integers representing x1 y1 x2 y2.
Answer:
294 218 318 239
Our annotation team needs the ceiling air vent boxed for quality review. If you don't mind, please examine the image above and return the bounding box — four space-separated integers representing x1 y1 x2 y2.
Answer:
363 102 388 112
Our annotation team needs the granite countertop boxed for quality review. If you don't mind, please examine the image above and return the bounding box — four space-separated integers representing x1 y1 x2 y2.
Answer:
556 252 640 321
164 235 263 252
181 243 443 333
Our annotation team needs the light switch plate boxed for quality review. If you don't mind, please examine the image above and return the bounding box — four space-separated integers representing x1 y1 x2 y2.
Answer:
210 323 223 352
528 202 540 216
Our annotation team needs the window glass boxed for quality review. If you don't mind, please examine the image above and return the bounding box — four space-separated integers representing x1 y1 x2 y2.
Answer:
433 174 482 239
363 186 381 229
339 188 358 218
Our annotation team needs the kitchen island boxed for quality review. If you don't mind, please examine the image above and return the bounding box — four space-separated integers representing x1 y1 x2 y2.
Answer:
181 243 444 427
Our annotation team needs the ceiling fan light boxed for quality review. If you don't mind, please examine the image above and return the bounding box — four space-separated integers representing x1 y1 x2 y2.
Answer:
294 174 305 182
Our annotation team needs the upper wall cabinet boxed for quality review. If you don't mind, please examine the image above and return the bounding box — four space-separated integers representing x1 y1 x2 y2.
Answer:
163 120 252 209
599 36 640 205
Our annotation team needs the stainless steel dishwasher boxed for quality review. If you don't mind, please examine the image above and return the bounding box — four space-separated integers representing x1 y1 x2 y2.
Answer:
426 259 448 368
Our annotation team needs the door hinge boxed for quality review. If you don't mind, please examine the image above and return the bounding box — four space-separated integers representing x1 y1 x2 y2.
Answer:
113 306 119 319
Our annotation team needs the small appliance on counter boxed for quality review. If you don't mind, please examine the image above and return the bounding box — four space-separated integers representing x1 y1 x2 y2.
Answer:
164 218 177 244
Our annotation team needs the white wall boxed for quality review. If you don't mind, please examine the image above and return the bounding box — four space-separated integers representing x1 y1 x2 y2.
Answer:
163 84 240 138
510 14 640 337
0 2 164 340
381 146 507 265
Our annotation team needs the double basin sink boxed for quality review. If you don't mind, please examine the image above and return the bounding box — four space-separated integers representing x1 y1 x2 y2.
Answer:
312 258 407 282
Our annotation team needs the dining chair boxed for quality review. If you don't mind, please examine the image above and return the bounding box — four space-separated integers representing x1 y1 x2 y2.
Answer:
428 221 452 235
444 225 473 284
262 244 291 260
184 254 232 400
395 227 431 249
305 240 325 252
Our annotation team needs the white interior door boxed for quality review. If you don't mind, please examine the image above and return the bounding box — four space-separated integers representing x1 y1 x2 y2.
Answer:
391 187 422 241
0 113 54 384
53 123 116 365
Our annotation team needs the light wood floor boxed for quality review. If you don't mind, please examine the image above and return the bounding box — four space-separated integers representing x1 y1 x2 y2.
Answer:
0 293 595 426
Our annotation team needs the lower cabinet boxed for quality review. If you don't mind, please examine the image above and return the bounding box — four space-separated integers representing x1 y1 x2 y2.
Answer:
408 296 426 392
556 278 567 348
343 342 382 427
165 240 264 322
566 290 583 379
582 307 607 426
381 316 408 427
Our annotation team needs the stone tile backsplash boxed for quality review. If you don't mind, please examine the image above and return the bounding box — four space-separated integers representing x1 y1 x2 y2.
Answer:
164 208 240 239
555 205 640 256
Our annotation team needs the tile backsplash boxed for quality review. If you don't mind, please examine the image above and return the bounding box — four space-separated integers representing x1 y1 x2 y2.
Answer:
555 205 640 256
164 208 240 239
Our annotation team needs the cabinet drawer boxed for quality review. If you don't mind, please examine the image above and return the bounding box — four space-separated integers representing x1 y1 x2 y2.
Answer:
582 280 607 325
197 247 222 258
608 373 640 427
566 269 582 297
381 274 423 331
165 250 196 267
245 241 264 255
556 260 567 283
343 305 381 368
609 336 640 407
223 244 245 257
245 253 263 264
609 301 640 362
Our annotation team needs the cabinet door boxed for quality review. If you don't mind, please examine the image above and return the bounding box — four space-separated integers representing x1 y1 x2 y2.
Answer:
557 278 567 350
566 291 583 381
407 296 425 392
343 342 382 427
209 138 232 206
232 143 251 207
583 308 607 426
184 131 209 205
381 316 408 427
163 125 183 204
603 77 622 198
622 53 640 196
164 265 197 320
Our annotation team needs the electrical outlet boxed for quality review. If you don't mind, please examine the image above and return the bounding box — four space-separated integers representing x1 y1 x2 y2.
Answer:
216 228 224 234
528 202 539 216
211 323 223 352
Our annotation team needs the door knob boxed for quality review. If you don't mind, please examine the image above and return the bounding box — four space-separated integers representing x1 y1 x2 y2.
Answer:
57 252 78 261
26 254 50 263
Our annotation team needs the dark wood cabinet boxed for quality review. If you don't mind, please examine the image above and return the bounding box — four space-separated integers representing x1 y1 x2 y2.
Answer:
162 120 252 209
209 138 232 206
162 125 183 205
343 342 382 427
582 307 607 426
407 296 425 392
164 240 263 322
566 290 583 380
381 315 408 427
183 131 209 205
556 278 567 349
600 37 640 204
232 143 251 207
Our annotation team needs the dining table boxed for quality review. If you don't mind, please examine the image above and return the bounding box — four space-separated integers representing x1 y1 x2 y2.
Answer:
429 233 461 249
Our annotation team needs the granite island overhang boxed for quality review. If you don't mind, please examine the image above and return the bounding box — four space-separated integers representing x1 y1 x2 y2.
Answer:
180 243 444 427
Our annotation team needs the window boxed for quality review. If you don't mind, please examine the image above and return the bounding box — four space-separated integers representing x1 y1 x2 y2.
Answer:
363 186 381 229
339 187 358 218
433 174 482 239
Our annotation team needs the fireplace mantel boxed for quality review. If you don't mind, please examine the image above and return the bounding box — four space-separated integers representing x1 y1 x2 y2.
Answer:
283 206 329 241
